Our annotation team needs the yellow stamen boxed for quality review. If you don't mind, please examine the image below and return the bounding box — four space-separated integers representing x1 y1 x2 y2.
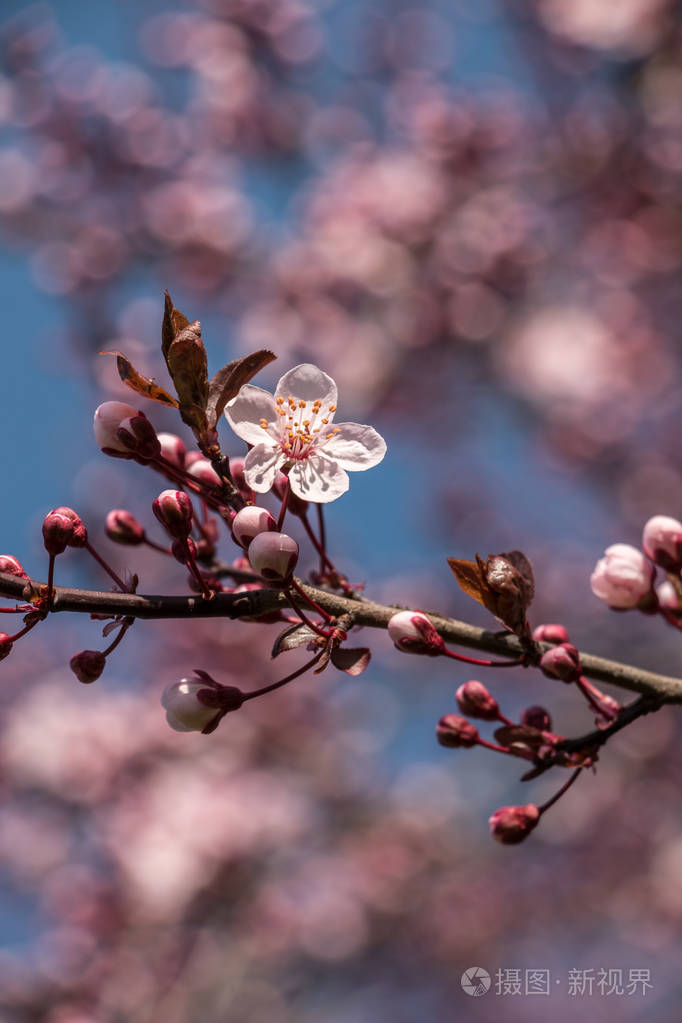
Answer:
329 404 337 412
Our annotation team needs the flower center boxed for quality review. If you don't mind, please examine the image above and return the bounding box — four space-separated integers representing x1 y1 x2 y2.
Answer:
258 396 340 460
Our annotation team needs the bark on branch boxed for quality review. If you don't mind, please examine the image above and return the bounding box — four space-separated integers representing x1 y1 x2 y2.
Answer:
2 570 681 703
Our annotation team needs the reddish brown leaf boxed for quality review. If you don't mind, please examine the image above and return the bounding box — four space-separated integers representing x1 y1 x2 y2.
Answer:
447 558 488 607
271 623 317 658
494 724 545 749
100 351 179 408
161 290 190 362
207 350 277 427
330 647 372 675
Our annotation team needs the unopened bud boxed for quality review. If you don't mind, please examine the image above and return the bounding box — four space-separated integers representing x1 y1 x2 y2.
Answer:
161 677 244 733
456 680 500 721
387 610 445 655
0 634 13 660
184 451 204 468
231 457 255 502
152 489 193 540
532 623 569 645
590 543 654 610
642 515 682 571
0 556 26 578
187 458 221 488
273 472 308 518
42 507 88 556
70 649 106 684
248 531 299 584
489 804 540 845
157 432 186 468
521 705 552 731
105 509 145 546
656 579 681 613
232 506 277 549
94 402 161 461
539 642 581 683
436 713 479 748
172 536 197 564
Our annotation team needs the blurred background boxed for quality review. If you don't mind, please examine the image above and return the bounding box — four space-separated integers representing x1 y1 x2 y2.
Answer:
2 0 682 1019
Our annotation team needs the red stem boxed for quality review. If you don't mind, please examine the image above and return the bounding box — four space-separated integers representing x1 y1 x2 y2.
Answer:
85 542 129 592
102 621 132 657
243 651 324 700
538 767 583 815
284 591 330 638
290 577 333 622
443 648 523 668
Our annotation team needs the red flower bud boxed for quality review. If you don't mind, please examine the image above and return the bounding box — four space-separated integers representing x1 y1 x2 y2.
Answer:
172 537 197 564
0 634 13 660
248 531 299 584
642 515 682 572
152 490 194 540
532 623 569 645
0 556 26 578
521 705 552 731
436 713 479 748
105 509 145 546
489 804 540 844
231 457 255 503
70 650 106 684
539 642 581 683
42 507 88 556
232 506 277 549
456 680 500 721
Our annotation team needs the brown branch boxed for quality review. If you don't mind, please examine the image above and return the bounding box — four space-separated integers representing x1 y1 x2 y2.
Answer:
2 570 682 703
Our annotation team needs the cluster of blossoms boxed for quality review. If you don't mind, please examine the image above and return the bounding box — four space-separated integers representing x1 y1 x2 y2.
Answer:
591 515 682 623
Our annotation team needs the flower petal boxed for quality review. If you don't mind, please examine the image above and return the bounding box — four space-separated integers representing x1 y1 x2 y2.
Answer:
289 454 349 503
225 385 278 446
275 364 337 411
243 443 283 493
321 423 387 471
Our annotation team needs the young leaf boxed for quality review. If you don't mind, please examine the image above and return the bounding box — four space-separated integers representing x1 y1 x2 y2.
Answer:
330 646 372 675
207 350 277 427
271 623 318 658
447 557 488 607
100 352 179 408
162 290 190 362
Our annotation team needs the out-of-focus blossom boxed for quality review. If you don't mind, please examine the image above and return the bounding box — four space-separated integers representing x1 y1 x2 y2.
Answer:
642 515 682 570
590 543 655 609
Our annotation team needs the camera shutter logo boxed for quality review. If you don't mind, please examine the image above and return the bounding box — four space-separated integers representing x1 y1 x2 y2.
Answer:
461 967 491 997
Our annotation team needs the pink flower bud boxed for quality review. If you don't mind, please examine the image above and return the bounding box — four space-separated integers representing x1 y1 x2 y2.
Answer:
105 509 145 546
590 543 654 610
539 642 581 683
152 489 193 540
248 531 299 584
387 610 445 655
70 650 106 684
456 680 500 721
656 579 680 613
157 432 186 468
93 402 161 462
436 713 479 747
521 705 552 731
161 676 243 733
184 451 204 468
642 515 682 571
532 623 569 645
231 507 277 549
162 678 222 733
0 634 13 660
489 804 540 845
0 556 26 578
187 459 221 488
42 507 88 555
